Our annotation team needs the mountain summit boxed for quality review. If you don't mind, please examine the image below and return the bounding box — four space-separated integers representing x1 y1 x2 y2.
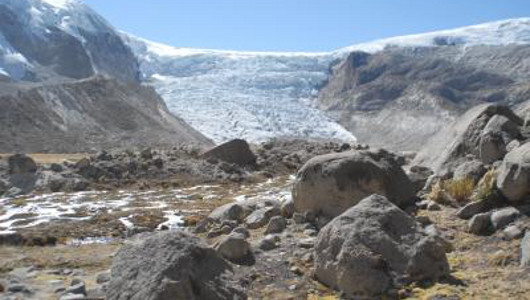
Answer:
0 0 139 82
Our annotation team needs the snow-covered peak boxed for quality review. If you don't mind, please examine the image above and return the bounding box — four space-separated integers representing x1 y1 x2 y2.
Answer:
0 0 139 81
41 0 75 9
340 18 530 54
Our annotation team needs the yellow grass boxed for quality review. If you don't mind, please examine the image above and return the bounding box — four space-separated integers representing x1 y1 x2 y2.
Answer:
443 177 475 204
0 153 89 164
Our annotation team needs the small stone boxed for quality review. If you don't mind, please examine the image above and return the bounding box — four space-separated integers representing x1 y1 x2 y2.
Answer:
290 266 303 276
491 207 520 230
259 235 278 251
54 287 66 294
298 237 316 249
415 216 432 226
220 220 239 229
293 213 305 224
50 163 64 172
416 200 431 210
214 233 251 263
220 225 233 235
8 283 30 293
96 271 111 284
503 225 524 240
265 216 287 234
60 294 86 300
65 279 86 296
207 229 222 239
232 227 250 239
281 199 295 218
245 206 281 229
302 252 314 263
288 284 297 291
457 201 489 220
468 213 492 235
427 202 441 211
303 229 318 237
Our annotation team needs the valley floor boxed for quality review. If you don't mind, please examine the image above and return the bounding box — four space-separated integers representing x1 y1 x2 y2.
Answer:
1 174 529 299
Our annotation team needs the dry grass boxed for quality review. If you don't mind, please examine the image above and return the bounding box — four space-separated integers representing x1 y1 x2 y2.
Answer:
11 198 27 207
443 177 475 204
0 153 88 164
411 208 530 300
428 177 475 205
428 181 447 204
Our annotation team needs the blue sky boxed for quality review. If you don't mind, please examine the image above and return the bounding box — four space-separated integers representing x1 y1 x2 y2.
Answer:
84 0 530 52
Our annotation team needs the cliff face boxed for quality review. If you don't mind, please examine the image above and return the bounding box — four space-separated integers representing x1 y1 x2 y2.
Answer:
318 45 530 151
0 77 212 153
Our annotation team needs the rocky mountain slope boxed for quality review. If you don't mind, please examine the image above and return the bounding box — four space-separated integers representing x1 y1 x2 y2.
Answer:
0 77 212 152
319 44 530 150
0 0 139 82
0 0 214 152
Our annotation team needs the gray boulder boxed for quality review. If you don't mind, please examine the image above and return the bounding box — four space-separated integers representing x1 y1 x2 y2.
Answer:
491 207 521 230
264 216 287 234
245 206 281 229
314 195 449 299
413 104 522 174
453 160 487 183
468 213 492 235
208 202 249 223
214 233 252 264
201 139 256 167
407 165 433 193
497 142 530 202
8 154 38 194
457 200 493 220
106 231 245 300
479 115 520 164
8 154 37 174
293 149 415 219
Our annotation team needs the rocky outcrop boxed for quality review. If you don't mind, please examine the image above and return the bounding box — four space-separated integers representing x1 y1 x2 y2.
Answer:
0 77 212 153
413 104 523 174
314 195 449 298
201 139 256 167
293 149 415 218
106 231 246 300
497 142 530 202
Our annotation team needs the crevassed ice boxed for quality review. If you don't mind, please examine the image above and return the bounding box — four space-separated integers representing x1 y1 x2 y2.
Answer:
124 18 530 144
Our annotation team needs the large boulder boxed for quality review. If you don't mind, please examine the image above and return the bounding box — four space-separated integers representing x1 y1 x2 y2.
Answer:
8 154 37 174
292 149 415 218
7 154 38 194
314 195 449 299
497 142 530 202
413 104 522 174
106 231 246 300
201 139 256 167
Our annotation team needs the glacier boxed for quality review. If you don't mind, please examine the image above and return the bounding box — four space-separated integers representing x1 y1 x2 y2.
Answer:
123 34 356 144
123 18 530 144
